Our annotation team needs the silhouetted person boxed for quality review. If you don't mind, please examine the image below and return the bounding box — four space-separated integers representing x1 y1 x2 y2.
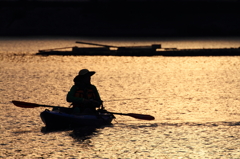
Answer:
67 69 102 115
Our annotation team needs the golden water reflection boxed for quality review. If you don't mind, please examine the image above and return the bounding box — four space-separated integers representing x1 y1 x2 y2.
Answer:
0 51 239 158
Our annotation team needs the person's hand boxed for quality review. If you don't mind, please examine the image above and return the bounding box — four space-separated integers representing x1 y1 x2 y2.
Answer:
84 99 101 107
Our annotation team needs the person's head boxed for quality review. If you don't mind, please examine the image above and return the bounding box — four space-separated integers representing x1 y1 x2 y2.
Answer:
74 69 95 85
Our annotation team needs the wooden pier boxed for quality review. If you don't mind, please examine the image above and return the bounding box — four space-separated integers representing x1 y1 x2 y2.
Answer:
37 41 240 56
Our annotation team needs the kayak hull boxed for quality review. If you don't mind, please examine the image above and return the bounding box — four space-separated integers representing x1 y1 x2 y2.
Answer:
40 109 115 129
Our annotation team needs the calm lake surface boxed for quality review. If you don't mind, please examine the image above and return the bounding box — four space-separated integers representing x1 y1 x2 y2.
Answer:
0 37 240 158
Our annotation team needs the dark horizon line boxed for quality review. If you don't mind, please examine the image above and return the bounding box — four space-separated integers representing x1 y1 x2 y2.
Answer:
1 0 239 11
0 0 239 2
1 0 239 3
1 33 240 38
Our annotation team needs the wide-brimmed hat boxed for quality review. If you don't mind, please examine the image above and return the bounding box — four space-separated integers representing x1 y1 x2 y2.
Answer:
78 69 95 76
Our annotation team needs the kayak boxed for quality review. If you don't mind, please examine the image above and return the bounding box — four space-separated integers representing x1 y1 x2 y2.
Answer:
11 100 154 130
40 108 115 129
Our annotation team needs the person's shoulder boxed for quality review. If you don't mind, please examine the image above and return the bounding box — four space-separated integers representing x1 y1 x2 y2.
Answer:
90 84 96 87
89 84 97 88
70 84 78 89
71 84 77 87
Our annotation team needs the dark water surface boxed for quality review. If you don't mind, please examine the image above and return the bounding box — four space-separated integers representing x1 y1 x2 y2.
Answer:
0 37 239 158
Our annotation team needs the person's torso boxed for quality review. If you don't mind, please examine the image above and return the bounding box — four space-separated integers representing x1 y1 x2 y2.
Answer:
74 85 97 100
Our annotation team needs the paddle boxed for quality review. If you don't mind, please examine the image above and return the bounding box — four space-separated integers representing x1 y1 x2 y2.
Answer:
12 100 155 120
105 112 155 120
12 100 59 108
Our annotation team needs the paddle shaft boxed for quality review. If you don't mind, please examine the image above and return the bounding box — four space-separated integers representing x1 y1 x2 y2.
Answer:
106 112 129 116
31 104 58 108
108 112 155 120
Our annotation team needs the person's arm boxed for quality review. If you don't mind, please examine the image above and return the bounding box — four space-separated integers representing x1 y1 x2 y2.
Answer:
92 85 102 102
66 85 85 103
89 85 103 107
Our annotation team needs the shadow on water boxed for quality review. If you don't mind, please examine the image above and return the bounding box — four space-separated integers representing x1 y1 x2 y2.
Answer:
40 124 114 142
41 126 72 134
69 126 99 142
69 125 114 142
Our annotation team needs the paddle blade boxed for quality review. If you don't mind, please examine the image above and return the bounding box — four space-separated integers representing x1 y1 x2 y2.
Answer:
12 100 40 108
127 113 155 120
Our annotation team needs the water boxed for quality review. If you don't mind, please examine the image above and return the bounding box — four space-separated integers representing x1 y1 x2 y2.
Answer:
0 37 240 158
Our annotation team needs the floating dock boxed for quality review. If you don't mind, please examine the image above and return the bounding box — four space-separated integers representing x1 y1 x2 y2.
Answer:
36 41 240 56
